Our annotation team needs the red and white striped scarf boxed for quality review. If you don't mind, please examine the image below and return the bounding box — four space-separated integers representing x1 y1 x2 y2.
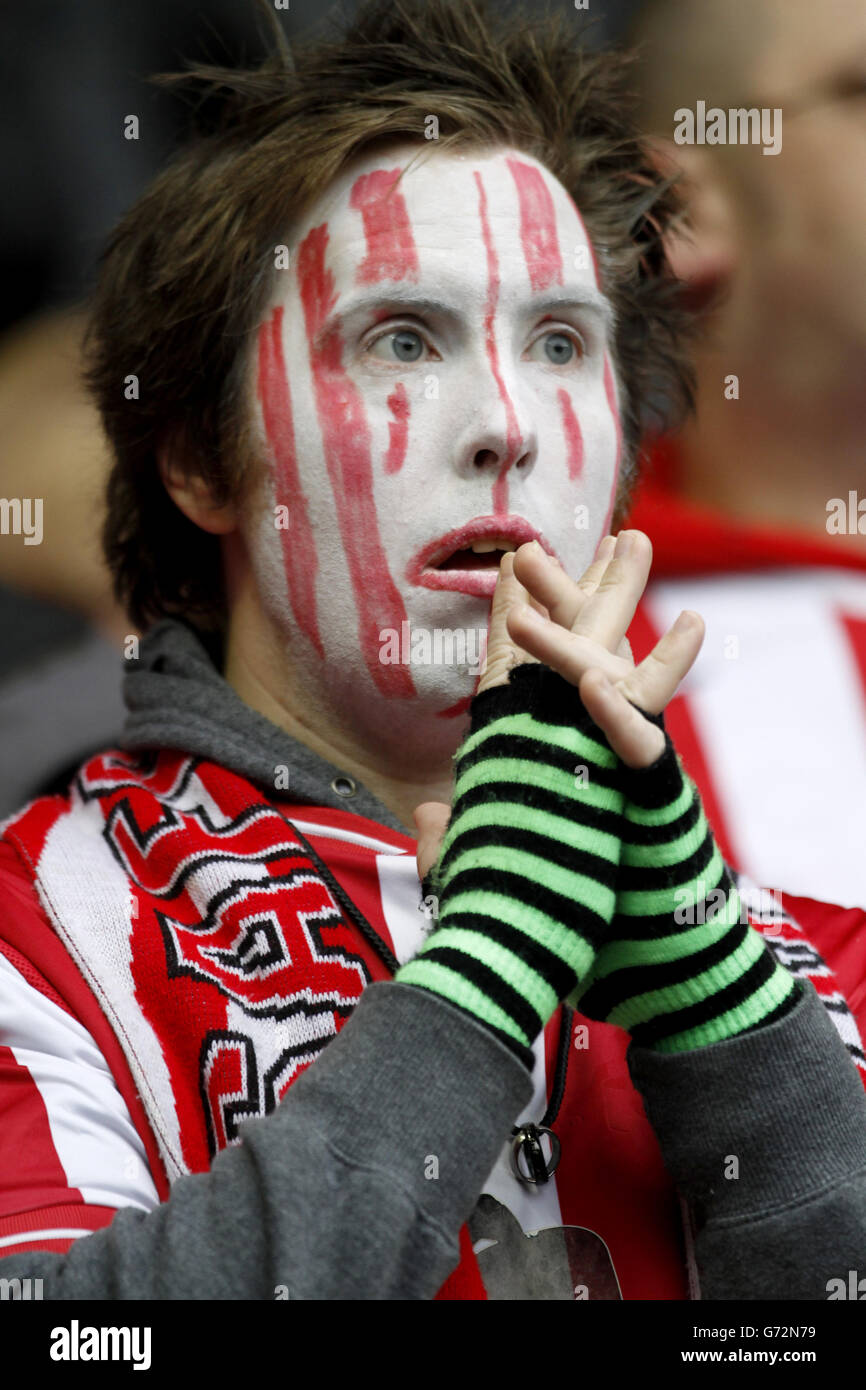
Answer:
5 744 864 1299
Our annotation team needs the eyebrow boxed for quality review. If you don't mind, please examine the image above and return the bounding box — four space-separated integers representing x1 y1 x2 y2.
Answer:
530 291 614 332
315 285 614 345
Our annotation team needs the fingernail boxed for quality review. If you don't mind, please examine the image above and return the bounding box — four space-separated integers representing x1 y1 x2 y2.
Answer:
614 530 633 557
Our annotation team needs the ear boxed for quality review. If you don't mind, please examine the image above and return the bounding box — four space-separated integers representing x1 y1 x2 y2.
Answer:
158 448 238 536
645 138 738 306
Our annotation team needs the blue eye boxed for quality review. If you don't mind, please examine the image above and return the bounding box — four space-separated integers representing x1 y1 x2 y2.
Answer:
526 330 582 366
369 329 425 362
543 332 575 365
392 330 423 361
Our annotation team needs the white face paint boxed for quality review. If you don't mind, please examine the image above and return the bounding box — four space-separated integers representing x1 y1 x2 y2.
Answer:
246 142 621 747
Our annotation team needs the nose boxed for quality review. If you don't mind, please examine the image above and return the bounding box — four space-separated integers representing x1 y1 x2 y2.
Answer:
454 380 538 484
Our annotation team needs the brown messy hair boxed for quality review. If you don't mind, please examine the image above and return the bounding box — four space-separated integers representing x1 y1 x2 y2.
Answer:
87 0 695 633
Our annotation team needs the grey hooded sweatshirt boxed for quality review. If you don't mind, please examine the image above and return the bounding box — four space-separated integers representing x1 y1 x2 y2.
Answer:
2 618 865 1300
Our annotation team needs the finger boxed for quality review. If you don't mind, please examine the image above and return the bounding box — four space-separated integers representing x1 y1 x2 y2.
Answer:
511 534 617 631
579 669 665 769
618 610 705 715
506 602 633 687
413 801 452 880
476 551 543 695
571 529 653 650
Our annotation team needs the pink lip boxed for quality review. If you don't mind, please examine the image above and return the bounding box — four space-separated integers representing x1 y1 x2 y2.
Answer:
406 515 556 597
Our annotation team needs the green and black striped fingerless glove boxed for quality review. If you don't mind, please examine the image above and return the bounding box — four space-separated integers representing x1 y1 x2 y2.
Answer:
395 662 624 1071
576 724 801 1052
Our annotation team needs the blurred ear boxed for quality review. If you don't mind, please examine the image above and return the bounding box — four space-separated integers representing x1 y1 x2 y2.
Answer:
157 447 238 535
646 138 738 307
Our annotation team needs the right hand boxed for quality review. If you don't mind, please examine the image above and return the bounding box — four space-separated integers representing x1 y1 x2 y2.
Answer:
487 530 704 768
413 529 704 879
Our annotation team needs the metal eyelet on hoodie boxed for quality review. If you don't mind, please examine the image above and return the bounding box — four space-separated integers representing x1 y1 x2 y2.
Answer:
331 776 357 799
510 1124 562 1185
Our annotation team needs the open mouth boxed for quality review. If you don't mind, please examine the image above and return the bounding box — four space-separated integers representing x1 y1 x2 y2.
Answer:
436 541 518 571
407 518 552 597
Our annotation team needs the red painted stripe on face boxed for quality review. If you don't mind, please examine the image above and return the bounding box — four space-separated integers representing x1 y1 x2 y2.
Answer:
557 388 583 481
474 171 522 517
437 694 473 719
349 169 420 285
506 157 563 291
297 223 416 699
384 382 409 474
256 308 325 658
602 354 622 535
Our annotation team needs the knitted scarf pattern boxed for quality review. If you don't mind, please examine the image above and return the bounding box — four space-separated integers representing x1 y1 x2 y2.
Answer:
4 745 863 1302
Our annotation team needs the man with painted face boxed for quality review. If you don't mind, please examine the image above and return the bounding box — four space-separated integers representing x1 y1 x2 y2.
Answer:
0 0 864 1302
208 138 625 824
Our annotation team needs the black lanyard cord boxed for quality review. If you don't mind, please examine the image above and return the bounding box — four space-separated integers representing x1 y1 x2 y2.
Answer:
541 1003 574 1131
279 811 402 975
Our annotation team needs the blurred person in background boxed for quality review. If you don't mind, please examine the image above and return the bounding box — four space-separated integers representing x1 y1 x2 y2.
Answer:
622 0 866 911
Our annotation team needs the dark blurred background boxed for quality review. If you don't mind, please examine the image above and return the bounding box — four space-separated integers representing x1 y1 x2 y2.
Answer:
1 0 640 333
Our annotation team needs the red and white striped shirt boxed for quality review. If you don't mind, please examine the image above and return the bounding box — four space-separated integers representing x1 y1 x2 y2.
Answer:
627 467 866 910
1 778 864 1296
